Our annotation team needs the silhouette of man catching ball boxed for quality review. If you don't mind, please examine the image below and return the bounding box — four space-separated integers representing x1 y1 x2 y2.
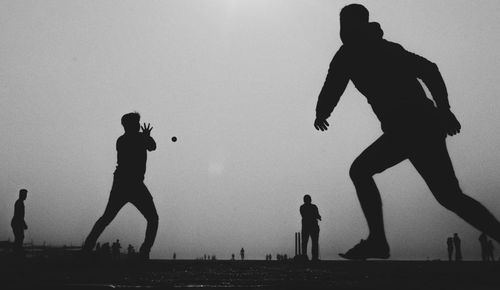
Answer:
82 112 159 260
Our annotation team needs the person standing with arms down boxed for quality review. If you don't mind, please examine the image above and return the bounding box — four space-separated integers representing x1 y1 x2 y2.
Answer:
314 4 500 260
453 233 462 261
240 248 245 260
82 112 159 260
479 232 488 261
11 189 28 256
300 194 321 261
446 237 454 262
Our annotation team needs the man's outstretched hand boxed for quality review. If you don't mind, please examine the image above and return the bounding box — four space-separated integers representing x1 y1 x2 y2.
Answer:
314 118 329 131
141 123 153 136
440 109 461 136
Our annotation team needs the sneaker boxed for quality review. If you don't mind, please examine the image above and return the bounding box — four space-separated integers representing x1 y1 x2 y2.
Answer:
339 239 390 260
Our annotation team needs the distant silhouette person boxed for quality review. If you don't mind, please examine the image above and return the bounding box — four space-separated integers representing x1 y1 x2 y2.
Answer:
300 194 321 261
82 112 159 260
173 252 176 260
453 233 462 261
127 244 135 258
487 240 495 262
112 239 121 259
101 242 111 259
231 253 235 260
240 248 245 260
314 4 500 260
446 237 453 262
479 233 488 261
11 189 28 256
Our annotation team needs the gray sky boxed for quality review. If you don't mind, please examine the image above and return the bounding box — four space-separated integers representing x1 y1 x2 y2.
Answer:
1 0 500 260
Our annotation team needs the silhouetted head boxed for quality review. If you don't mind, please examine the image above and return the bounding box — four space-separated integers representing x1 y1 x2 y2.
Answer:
339 4 369 44
303 194 312 204
121 112 141 134
19 189 27 200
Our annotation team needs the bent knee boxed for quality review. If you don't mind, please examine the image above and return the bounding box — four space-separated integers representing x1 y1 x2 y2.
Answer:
349 159 374 181
147 212 159 224
434 189 467 211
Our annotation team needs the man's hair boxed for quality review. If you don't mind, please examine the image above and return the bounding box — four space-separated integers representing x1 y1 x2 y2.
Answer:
303 194 312 203
19 189 27 194
340 4 369 23
121 112 141 128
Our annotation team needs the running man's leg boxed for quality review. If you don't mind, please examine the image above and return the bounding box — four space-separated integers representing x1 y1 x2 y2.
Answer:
349 134 408 244
131 183 159 258
410 136 500 243
83 181 127 251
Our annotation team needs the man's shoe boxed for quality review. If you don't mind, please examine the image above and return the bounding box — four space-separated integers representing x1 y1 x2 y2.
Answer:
339 239 390 260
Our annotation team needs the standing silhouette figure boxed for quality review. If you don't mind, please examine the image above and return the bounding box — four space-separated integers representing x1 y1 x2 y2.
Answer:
240 248 245 260
315 3 500 260
479 232 488 261
300 194 321 261
11 189 28 256
453 233 462 261
82 112 159 260
486 240 495 262
446 237 454 262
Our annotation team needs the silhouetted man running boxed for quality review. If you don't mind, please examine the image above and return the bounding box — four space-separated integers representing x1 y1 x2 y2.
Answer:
11 189 28 256
83 112 159 260
314 4 500 260
300 194 321 261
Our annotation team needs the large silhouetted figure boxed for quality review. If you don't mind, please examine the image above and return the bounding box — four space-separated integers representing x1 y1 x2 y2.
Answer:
82 112 158 260
300 194 321 261
314 4 500 260
11 189 28 256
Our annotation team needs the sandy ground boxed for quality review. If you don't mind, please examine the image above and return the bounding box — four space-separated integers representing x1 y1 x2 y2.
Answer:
1 258 499 289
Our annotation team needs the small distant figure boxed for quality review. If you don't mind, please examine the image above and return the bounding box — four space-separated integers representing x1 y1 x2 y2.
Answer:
11 189 28 257
269 254 272 261
479 233 488 262
127 244 135 258
453 233 462 261
240 248 245 260
82 112 159 261
446 237 453 262
231 253 235 260
112 239 121 259
204 254 207 260
487 240 495 262
101 242 111 259
173 252 176 260
300 194 321 261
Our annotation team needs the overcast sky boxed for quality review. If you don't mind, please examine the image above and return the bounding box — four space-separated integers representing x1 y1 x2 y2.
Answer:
1 0 500 260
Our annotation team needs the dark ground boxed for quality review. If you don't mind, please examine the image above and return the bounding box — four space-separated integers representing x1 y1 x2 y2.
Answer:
1 257 499 290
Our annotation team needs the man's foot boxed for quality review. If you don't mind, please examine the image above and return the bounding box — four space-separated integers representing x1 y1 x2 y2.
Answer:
339 239 390 260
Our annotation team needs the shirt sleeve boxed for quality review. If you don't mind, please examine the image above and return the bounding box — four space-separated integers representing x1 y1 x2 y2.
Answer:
316 46 350 120
401 46 450 109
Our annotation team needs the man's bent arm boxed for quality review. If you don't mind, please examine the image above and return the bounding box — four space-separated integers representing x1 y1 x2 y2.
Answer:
316 47 350 120
407 51 450 110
